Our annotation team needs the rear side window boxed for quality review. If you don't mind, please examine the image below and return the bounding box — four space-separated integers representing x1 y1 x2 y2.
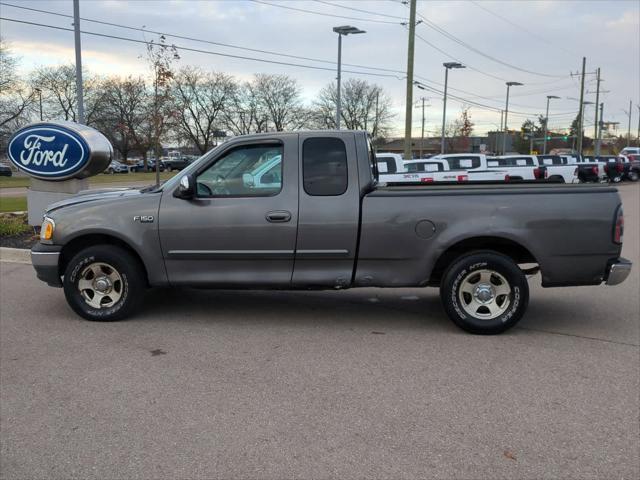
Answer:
303 137 348 196
445 156 481 170
376 157 396 173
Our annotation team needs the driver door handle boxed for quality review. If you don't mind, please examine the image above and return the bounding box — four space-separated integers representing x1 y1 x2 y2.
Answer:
266 210 291 223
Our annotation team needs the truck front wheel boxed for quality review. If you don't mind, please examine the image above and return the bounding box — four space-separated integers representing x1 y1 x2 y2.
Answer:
440 252 529 334
63 245 145 321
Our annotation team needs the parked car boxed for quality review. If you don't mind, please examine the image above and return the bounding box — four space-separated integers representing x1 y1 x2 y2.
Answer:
130 159 165 173
375 153 405 174
485 156 546 181
619 147 640 156
562 155 607 183
393 158 510 183
534 155 579 183
163 156 191 172
582 155 625 183
104 160 130 174
0 162 13 177
31 131 631 335
618 155 639 182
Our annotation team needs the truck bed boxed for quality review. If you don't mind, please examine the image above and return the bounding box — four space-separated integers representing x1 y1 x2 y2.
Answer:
358 182 622 288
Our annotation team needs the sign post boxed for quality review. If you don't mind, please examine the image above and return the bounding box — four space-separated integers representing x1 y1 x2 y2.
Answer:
7 121 113 225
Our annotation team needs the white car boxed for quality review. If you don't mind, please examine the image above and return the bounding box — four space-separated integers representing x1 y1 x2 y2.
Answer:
384 158 509 183
620 147 640 156
375 153 405 174
486 156 546 181
533 155 579 183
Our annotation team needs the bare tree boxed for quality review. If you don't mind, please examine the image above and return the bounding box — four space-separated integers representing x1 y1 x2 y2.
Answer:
145 35 179 182
92 76 152 163
314 79 394 138
30 64 101 124
253 74 309 131
223 81 268 136
171 67 235 154
1 38 35 152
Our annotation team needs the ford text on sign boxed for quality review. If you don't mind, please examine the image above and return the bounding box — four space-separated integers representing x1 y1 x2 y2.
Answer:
8 125 90 180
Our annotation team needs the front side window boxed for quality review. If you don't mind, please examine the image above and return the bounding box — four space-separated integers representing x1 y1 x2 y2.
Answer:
303 137 348 196
196 144 283 197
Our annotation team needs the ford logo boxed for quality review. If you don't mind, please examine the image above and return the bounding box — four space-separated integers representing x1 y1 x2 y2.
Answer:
7 124 92 180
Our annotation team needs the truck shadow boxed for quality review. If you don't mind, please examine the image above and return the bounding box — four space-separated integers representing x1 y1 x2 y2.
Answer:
136 287 456 333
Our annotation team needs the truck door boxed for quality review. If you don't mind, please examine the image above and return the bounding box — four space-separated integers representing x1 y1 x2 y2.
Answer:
159 136 298 286
292 132 361 287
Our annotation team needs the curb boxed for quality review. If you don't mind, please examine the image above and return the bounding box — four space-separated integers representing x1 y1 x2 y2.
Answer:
0 247 31 264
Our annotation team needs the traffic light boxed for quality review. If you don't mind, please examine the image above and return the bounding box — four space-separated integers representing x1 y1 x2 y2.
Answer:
546 136 551 140
563 135 568 141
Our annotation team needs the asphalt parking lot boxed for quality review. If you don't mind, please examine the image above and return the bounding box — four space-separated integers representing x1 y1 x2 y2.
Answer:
1 184 638 479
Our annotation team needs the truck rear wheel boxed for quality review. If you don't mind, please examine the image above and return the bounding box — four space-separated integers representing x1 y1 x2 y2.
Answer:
440 251 529 334
63 245 145 321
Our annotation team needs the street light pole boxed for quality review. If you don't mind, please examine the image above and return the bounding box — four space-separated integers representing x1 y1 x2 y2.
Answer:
416 96 429 158
333 25 365 130
34 88 43 121
543 95 559 154
626 99 632 147
503 81 523 155
336 33 342 129
441 62 465 154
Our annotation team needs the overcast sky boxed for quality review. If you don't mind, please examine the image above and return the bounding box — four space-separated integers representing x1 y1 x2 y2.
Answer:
1 0 639 137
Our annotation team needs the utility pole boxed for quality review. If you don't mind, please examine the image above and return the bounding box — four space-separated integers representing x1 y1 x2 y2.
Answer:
543 95 560 155
637 104 640 146
529 122 535 154
593 67 600 148
597 102 604 153
403 0 417 160
576 57 586 154
503 81 523 155
499 110 504 154
373 91 380 139
626 99 632 147
73 0 85 124
419 97 426 158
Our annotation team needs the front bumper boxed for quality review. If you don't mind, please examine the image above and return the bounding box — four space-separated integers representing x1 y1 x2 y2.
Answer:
605 257 632 286
31 243 62 287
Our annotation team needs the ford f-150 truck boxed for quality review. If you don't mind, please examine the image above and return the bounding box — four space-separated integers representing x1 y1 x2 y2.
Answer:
31 130 631 334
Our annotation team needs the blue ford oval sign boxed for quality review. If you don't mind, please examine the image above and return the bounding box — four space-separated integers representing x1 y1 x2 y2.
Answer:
7 121 112 181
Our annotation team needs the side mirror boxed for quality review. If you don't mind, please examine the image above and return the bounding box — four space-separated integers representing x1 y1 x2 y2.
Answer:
174 174 195 199
242 172 254 187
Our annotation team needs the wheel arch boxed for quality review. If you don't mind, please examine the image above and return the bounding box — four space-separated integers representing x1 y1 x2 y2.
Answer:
59 233 149 286
428 236 539 286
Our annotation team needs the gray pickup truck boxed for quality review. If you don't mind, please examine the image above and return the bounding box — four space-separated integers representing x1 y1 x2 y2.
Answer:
31 130 631 334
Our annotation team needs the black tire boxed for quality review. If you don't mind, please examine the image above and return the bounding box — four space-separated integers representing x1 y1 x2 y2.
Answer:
627 171 639 182
440 251 529 335
63 245 145 321
548 175 565 183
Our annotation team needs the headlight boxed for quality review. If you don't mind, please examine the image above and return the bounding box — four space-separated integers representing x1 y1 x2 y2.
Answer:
40 216 55 242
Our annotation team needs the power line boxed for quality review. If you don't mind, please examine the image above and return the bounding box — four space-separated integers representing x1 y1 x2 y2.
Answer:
468 0 578 58
0 1 404 76
0 16 402 78
250 0 402 25
1 0 576 109
410 5 569 78
311 0 408 20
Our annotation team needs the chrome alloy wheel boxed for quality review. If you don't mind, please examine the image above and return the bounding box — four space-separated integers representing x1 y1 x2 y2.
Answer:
458 269 512 320
77 262 123 309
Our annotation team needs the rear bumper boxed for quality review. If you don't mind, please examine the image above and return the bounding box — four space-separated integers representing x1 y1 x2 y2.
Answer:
31 243 62 287
605 257 632 286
